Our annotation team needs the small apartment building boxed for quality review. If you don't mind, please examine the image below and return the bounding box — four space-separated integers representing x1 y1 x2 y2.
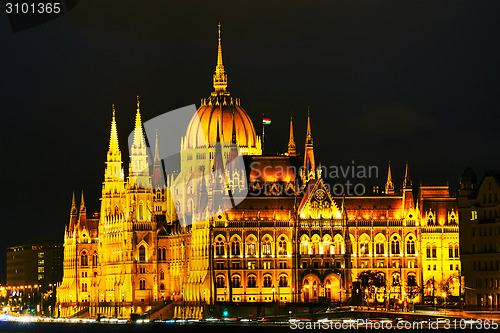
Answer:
458 169 500 309
6 241 63 287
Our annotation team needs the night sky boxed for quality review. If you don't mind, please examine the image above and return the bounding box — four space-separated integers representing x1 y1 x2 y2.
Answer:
1 0 499 282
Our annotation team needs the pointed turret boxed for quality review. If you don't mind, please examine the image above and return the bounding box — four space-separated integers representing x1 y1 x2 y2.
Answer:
105 105 124 180
68 191 78 235
213 23 228 93
154 129 160 163
108 105 121 163
228 113 239 165
79 191 86 214
78 191 87 229
71 191 77 215
152 130 166 189
340 195 352 301
403 161 414 210
213 118 224 173
302 107 316 182
129 95 151 189
403 161 412 189
385 161 395 195
287 114 296 157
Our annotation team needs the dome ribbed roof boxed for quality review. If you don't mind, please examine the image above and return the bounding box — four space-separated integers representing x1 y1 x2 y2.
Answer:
185 94 258 149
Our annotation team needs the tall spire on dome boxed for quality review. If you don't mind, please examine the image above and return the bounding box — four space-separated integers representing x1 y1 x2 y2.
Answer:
385 161 395 195
288 113 296 157
213 23 228 92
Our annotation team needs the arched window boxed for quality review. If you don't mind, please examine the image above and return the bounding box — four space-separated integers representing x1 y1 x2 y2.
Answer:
231 239 240 256
311 235 320 255
322 235 332 255
216 275 225 288
139 279 146 290
454 245 459 258
215 236 225 256
333 234 344 255
407 275 417 286
162 248 166 261
138 201 144 220
279 275 288 287
81 283 87 293
392 273 400 286
92 254 98 266
160 270 165 280
157 248 162 261
263 275 272 288
139 245 146 262
231 275 241 288
246 236 256 256
391 236 400 255
300 235 309 255
247 275 257 288
426 245 431 258
448 245 454 258
262 236 271 255
406 236 415 254
278 236 287 255
360 241 369 255
432 245 437 258
160 283 165 291
81 251 88 267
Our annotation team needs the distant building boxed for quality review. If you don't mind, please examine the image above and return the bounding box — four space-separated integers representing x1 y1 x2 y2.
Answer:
6 241 63 287
458 168 500 309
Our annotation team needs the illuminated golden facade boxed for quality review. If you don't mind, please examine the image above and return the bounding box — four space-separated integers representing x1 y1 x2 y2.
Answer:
56 27 461 319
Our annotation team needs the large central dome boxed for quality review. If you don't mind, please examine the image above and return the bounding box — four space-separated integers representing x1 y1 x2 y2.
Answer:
183 25 261 155
185 94 259 152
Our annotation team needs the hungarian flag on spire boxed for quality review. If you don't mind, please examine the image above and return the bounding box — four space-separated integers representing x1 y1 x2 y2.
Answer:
263 118 271 125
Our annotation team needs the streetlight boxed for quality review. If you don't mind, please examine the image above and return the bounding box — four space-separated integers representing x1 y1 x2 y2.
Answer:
336 272 342 306
443 293 447 313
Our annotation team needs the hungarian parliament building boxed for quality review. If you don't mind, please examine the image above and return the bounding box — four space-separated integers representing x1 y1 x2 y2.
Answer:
56 27 460 319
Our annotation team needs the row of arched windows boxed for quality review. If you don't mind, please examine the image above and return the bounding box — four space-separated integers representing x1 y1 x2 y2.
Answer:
425 244 459 258
215 274 288 288
214 235 289 256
